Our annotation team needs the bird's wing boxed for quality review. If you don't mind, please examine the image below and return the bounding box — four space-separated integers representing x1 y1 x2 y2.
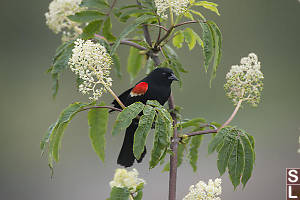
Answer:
129 82 148 97
111 82 149 110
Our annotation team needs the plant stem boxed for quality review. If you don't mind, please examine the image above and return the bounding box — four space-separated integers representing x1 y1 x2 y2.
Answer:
79 105 122 112
173 20 199 28
106 0 118 16
136 1 177 199
136 0 152 47
218 99 243 130
185 99 244 137
168 94 178 200
106 86 126 109
94 34 147 50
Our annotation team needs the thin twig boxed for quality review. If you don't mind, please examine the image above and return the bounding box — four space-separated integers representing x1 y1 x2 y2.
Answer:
184 99 244 137
218 99 243 130
106 0 118 16
106 87 126 109
94 34 147 50
80 106 122 112
144 23 168 32
136 0 152 47
119 40 147 50
155 18 162 47
183 129 217 137
156 26 174 47
173 20 199 28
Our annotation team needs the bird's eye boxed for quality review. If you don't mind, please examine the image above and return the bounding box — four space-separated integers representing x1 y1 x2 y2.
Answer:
162 72 167 76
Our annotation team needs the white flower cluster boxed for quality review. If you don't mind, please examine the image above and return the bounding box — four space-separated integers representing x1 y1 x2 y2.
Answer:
45 0 86 41
183 178 222 200
68 39 113 101
109 168 146 194
224 53 264 106
154 0 190 19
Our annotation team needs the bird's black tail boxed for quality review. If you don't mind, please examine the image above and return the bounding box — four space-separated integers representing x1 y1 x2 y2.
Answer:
117 119 146 167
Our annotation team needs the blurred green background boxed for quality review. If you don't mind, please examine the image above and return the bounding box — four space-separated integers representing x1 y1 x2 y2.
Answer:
1 0 300 199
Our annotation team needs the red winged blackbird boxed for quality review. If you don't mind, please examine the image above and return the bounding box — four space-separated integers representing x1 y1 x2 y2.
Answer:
111 67 178 167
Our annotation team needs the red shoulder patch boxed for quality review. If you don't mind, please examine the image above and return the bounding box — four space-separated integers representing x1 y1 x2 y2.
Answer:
130 82 148 97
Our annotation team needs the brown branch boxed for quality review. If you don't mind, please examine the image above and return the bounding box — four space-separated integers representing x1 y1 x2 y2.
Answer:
136 0 152 47
155 20 202 47
80 105 122 112
183 129 217 137
119 40 147 50
144 23 168 32
94 34 147 50
173 20 199 28
156 18 163 47
168 94 178 200
106 0 118 16
155 26 174 47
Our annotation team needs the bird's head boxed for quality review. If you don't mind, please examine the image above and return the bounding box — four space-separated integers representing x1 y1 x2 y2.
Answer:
147 67 179 86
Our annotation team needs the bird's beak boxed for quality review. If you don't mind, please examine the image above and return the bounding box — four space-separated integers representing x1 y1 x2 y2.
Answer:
168 73 179 81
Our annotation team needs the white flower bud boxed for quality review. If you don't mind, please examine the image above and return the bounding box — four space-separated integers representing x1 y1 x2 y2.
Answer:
68 39 113 101
109 168 145 193
154 0 190 19
183 178 222 200
45 0 87 41
224 53 264 106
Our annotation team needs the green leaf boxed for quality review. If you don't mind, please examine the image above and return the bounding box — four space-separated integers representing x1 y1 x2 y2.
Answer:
111 53 122 78
240 132 255 187
119 9 154 22
228 139 245 189
172 31 184 48
119 5 140 10
49 39 75 99
82 20 103 39
217 136 235 175
127 47 146 82
112 102 145 136
68 10 105 23
189 135 203 172
208 127 228 154
194 1 220 16
80 0 109 9
88 102 108 163
199 22 213 72
184 11 194 20
51 41 74 74
190 10 206 20
178 118 206 129
41 123 56 153
209 127 255 189
51 73 59 99
48 102 89 163
110 187 130 200
207 21 222 86
244 132 255 162
177 142 186 167
110 15 156 55
133 105 156 160
149 111 170 169
162 45 187 86
183 28 197 50
103 17 116 42
133 190 143 200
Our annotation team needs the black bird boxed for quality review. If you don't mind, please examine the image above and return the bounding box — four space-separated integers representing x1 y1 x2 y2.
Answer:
111 67 178 167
